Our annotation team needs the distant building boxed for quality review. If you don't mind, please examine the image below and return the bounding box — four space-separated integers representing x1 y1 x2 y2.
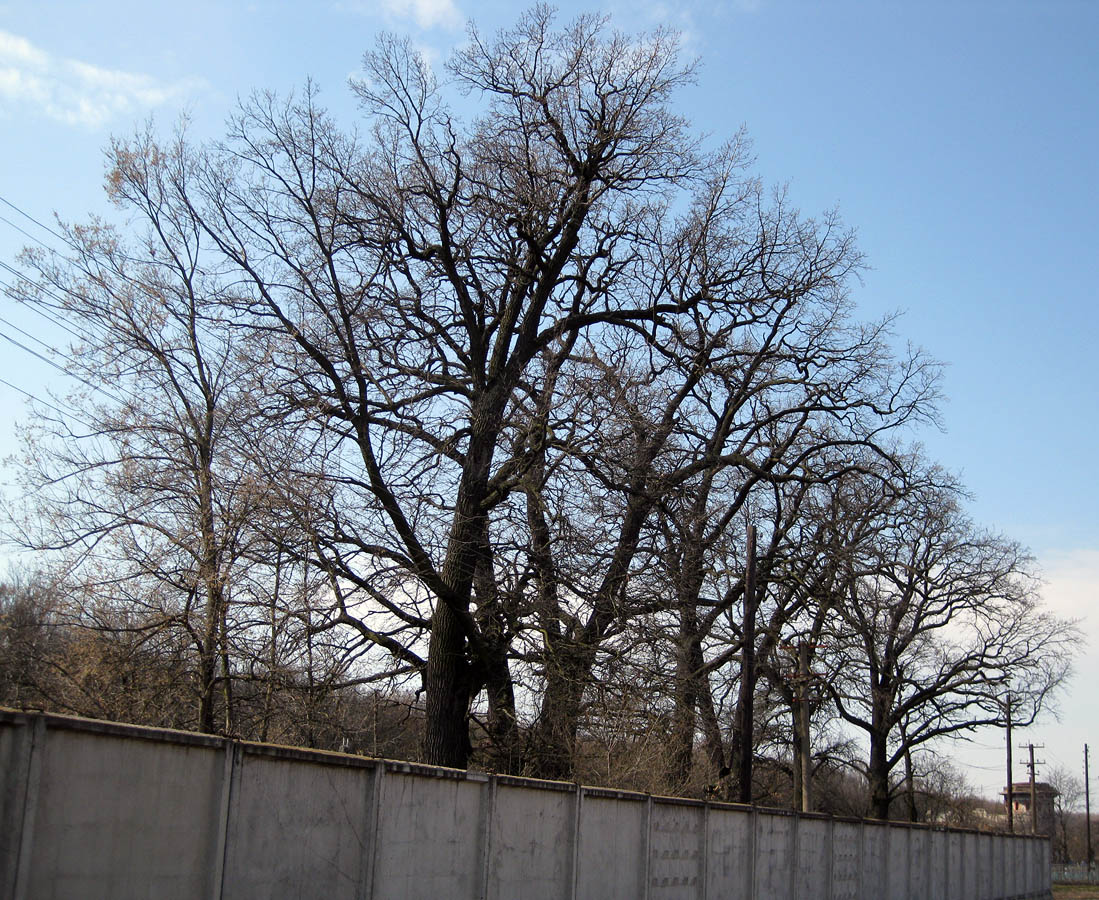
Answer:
1002 781 1058 836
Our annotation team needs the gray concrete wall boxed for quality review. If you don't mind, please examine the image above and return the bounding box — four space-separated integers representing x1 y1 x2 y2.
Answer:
0 710 1051 899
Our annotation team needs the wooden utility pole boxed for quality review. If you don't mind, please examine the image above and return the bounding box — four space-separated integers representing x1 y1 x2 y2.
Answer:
1019 742 1045 835
1005 693 1013 833
736 524 757 805
1086 743 1093 871
1029 743 1037 835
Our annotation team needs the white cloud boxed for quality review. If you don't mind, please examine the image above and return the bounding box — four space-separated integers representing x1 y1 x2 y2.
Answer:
387 0 462 30
0 30 204 129
335 0 463 31
1039 547 1099 620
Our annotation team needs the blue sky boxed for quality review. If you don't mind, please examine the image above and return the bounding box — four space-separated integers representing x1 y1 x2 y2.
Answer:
1 0 1096 799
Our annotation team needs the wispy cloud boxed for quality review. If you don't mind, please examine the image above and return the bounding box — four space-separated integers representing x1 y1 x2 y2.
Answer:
0 30 204 129
1041 548 1099 624
335 0 463 31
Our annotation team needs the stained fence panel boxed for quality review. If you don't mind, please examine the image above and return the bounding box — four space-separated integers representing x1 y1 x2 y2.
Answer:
222 750 370 900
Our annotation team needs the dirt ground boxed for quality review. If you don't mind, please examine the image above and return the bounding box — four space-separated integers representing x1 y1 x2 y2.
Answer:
1053 884 1099 898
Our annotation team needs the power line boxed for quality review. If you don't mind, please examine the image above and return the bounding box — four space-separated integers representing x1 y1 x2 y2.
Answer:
0 327 126 407
0 375 92 430
0 213 55 253
0 193 69 246
0 267 105 346
0 310 58 354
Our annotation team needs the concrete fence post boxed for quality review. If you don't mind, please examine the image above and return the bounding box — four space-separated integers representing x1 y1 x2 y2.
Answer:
747 807 758 900
826 817 835 900
790 812 799 900
11 716 45 900
701 802 710 900
642 795 653 900
357 762 385 900
211 739 241 900
954 832 961 900
857 819 866 899
940 831 948 900
478 775 497 900
906 825 913 900
569 784 583 900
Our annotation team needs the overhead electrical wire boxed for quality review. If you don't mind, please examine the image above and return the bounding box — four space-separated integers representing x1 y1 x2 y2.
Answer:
0 375 93 431
0 196 142 410
0 192 71 246
0 194 237 432
0 309 63 354
0 265 105 346
0 326 127 407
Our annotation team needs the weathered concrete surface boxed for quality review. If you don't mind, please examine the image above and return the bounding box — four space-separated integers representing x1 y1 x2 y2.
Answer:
0 709 1052 899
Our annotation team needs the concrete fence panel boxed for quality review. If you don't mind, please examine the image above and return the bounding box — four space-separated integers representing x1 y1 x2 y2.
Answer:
885 823 909 900
830 820 861 899
649 796 706 897
703 797 752 899
488 781 573 900
753 809 795 899
795 815 830 897
860 820 888 897
946 829 964 900
21 723 223 900
373 766 485 900
575 790 646 900
0 710 1052 900
221 748 372 900
909 827 929 898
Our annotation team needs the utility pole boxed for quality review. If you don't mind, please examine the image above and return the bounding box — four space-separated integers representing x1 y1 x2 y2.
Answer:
1005 693 1013 833
1086 743 1093 872
1019 742 1046 835
1029 743 1037 835
736 524 757 805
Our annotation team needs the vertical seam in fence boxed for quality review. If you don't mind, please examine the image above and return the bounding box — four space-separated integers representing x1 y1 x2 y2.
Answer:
643 795 653 900
479 775 497 900
12 716 45 900
993 833 999 899
906 826 913 900
790 812 799 900
954 832 961 900
569 784 583 900
701 801 709 900
941 832 948 900
747 807 757 900
855 820 864 900
884 821 892 900
825 817 834 900
211 739 240 900
356 762 383 900
360 763 385 900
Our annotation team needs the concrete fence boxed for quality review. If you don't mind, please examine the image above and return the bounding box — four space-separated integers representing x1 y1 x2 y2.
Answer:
0 709 1050 899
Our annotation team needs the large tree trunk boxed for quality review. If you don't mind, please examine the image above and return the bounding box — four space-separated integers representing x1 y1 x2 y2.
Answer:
868 730 891 820
525 492 652 779
473 532 522 774
484 655 520 774
731 525 757 804
904 747 918 822
667 630 700 791
420 386 507 767
667 538 707 791
423 602 475 767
